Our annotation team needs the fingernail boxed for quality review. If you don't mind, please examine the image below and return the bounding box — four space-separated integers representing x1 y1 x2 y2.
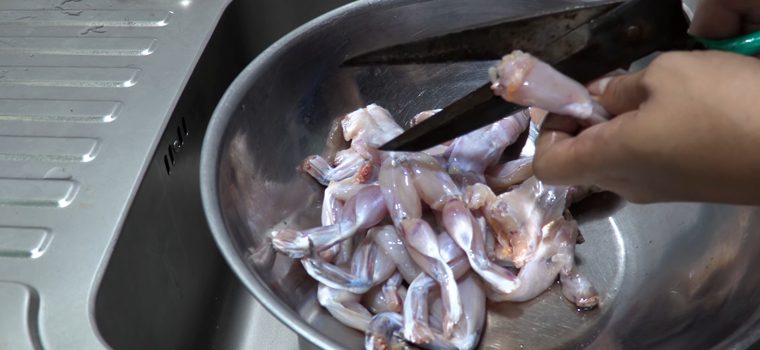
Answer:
588 77 612 96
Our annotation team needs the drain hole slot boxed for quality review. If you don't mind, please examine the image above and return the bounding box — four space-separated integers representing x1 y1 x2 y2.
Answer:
181 117 189 136
177 126 184 146
164 155 172 175
168 145 175 164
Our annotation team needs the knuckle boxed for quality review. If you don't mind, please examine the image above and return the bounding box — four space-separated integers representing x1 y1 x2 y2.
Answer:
639 68 655 88
646 52 689 80
639 66 661 90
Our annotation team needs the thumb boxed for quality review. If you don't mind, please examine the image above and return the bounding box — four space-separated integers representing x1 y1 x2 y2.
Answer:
688 0 744 39
588 70 648 116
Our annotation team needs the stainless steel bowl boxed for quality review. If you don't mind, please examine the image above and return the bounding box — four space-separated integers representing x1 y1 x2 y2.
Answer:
201 1 760 348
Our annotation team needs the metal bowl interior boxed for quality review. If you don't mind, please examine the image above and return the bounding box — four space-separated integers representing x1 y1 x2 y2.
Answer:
201 1 760 349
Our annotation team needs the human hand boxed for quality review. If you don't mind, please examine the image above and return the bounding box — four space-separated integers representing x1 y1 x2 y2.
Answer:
689 0 760 39
533 51 760 204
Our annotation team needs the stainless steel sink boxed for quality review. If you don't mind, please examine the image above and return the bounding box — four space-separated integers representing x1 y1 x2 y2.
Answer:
89 1 760 350
93 1 351 349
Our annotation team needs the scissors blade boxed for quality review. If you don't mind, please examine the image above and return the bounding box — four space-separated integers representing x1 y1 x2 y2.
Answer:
380 0 691 152
343 1 622 66
379 84 520 151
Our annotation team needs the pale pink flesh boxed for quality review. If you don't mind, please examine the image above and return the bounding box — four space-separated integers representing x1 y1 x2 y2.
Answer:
335 234 355 266
271 185 387 258
436 230 470 279
403 274 435 344
442 200 519 294
318 243 341 263
370 225 422 284
365 312 409 350
303 149 367 186
287 103 605 348
342 103 404 149
377 155 464 335
407 153 461 211
363 273 407 314
487 218 598 306
403 273 485 350
467 177 569 268
321 180 369 226
302 234 395 294
447 111 530 185
318 283 373 332
405 153 519 294
485 156 534 191
399 219 462 337
490 50 608 124
560 266 600 308
379 157 423 226
410 109 440 126
464 177 599 306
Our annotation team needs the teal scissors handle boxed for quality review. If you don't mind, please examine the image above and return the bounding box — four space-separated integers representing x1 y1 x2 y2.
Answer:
695 30 760 56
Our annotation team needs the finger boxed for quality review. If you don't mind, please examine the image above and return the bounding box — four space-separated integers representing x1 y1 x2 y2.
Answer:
534 114 584 182
534 112 634 186
688 0 743 38
534 129 590 185
587 71 648 116
540 114 582 135
533 119 603 186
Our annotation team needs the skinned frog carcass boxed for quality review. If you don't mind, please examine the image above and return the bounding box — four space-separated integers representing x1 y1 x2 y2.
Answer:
268 49 609 350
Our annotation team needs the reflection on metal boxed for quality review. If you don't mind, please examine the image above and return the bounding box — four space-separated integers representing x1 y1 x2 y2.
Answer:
202 0 760 349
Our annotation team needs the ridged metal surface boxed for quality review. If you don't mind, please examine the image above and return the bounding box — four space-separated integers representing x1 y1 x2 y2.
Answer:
0 99 121 123
0 282 41 350
0 0 228 348
0 227 51 258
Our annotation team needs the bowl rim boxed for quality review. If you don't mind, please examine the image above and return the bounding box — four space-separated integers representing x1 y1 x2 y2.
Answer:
200 2 760 350
200 1 422 348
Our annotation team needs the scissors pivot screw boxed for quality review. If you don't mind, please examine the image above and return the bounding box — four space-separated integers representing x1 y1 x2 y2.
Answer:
624 25 643 44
